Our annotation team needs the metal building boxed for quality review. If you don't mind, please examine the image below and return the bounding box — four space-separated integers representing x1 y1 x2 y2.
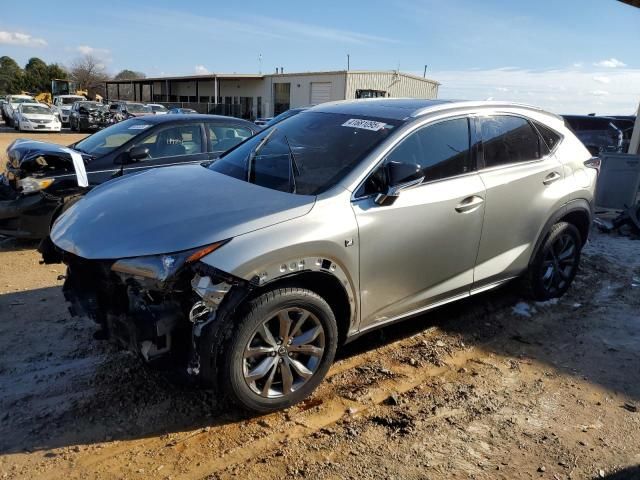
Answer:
104 70 439 120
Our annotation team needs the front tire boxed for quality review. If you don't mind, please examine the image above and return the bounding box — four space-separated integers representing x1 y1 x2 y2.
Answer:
523 222 582 301
221 288 338 413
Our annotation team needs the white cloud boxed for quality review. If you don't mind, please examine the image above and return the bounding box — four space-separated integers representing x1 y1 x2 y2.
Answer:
573 63 583 68
194 65 210 75
429 66 640 115
0 30 47 47
76 45 110 56
593 76 610 84
593 58 626 68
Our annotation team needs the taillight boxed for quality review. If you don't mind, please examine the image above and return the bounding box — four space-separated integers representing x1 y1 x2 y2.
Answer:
584 156 601 173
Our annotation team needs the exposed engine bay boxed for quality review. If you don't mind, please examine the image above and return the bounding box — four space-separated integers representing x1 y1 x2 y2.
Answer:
41 238 254 381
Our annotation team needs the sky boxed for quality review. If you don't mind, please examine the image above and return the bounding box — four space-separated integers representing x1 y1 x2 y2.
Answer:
1 0 639 114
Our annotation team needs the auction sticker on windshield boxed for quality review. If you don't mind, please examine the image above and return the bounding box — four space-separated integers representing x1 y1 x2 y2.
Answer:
342 119 387 131
128 124 151 130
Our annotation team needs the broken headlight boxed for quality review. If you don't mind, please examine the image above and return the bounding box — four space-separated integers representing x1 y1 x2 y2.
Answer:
18 176 55 193
110 240 229 282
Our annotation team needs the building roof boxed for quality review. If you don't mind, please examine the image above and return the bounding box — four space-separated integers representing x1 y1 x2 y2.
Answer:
105 70 439 85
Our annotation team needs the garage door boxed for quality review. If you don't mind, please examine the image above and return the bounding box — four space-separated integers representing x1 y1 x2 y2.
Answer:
310 82 332 104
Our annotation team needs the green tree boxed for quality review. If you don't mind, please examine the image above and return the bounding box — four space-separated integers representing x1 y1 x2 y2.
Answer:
24 57 50 93
0 56 25 94
114 69 145 80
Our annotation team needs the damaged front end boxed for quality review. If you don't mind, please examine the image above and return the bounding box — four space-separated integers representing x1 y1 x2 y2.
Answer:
0 139 89 238
43 239 253 380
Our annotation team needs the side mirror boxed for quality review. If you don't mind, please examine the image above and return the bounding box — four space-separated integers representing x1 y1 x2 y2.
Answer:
129 145 150 161
114 146 149 165
374 161 424 206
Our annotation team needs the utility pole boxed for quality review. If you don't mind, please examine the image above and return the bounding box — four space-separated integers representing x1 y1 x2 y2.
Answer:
423 65 428 78
347 54 350 71
258 54 262 74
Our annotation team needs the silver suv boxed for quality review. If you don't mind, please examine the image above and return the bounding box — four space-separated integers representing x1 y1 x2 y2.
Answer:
44 99 597 412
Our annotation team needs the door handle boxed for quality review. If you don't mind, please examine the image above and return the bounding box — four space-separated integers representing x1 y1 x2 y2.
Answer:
455 195 484 213
543 171 561 185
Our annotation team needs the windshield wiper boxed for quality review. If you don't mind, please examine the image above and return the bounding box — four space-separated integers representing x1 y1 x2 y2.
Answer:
246 127 278 183
283 135 299 193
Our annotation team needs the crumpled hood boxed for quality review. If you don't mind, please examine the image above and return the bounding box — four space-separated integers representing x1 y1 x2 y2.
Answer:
6 139 90 175
51 165 315 259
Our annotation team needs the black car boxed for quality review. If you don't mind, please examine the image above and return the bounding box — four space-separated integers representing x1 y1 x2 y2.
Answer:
69 101 111 132
562 115 635 155
0 114 259 239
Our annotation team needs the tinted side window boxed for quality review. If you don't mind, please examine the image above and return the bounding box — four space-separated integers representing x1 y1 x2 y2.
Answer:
208 125 252 152
533 121 562 153
138 124 203 159
387 118 472 182
416 118 472 181
359 118 471 196
481 116 541 167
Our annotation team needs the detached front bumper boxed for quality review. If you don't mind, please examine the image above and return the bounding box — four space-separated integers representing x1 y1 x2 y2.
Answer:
0 181 61 238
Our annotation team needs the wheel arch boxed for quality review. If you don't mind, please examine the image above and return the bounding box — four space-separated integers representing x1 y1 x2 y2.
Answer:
529 198 592 267
248 270 353 345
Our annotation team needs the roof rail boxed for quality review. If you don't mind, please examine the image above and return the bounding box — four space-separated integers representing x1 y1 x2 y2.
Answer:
412 100 564 121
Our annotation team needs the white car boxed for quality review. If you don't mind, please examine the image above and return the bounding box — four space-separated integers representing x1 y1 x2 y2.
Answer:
147 103 169 115
2 95 35 127
52 95 87 125
14 103 61 132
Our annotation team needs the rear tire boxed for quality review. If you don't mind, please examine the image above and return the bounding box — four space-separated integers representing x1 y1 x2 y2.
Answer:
219 288 338 413
522 222 582 301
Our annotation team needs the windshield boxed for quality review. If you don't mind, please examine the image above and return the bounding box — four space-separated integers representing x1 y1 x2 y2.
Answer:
11 97 33 104
264 109 302 128
151 105 167 112
210 111 400 195
22 105 52 115
62 97 84 105
126 103 151 114
74 118 152 157
78 102 103 110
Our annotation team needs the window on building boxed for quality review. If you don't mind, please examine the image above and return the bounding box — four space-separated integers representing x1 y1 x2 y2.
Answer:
257 96 262 118
199 96 210 103
355 89 387 99
273 83 291 115
481 116 542 168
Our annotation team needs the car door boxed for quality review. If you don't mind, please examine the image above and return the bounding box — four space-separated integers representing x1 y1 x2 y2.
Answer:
472 114 565 291
352 116 486 329
123 122 209 175
205 122 254 159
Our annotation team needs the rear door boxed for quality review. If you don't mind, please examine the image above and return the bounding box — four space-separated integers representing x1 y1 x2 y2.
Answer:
473 114 564 290
123 122 209 175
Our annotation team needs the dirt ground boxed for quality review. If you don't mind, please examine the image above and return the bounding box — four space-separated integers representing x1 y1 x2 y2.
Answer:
1 128 640 480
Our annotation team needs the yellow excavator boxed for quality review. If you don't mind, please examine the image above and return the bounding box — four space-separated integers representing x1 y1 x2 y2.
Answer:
22 80 102 106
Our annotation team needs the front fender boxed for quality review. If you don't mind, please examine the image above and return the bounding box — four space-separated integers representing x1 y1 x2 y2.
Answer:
199 190 361 333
